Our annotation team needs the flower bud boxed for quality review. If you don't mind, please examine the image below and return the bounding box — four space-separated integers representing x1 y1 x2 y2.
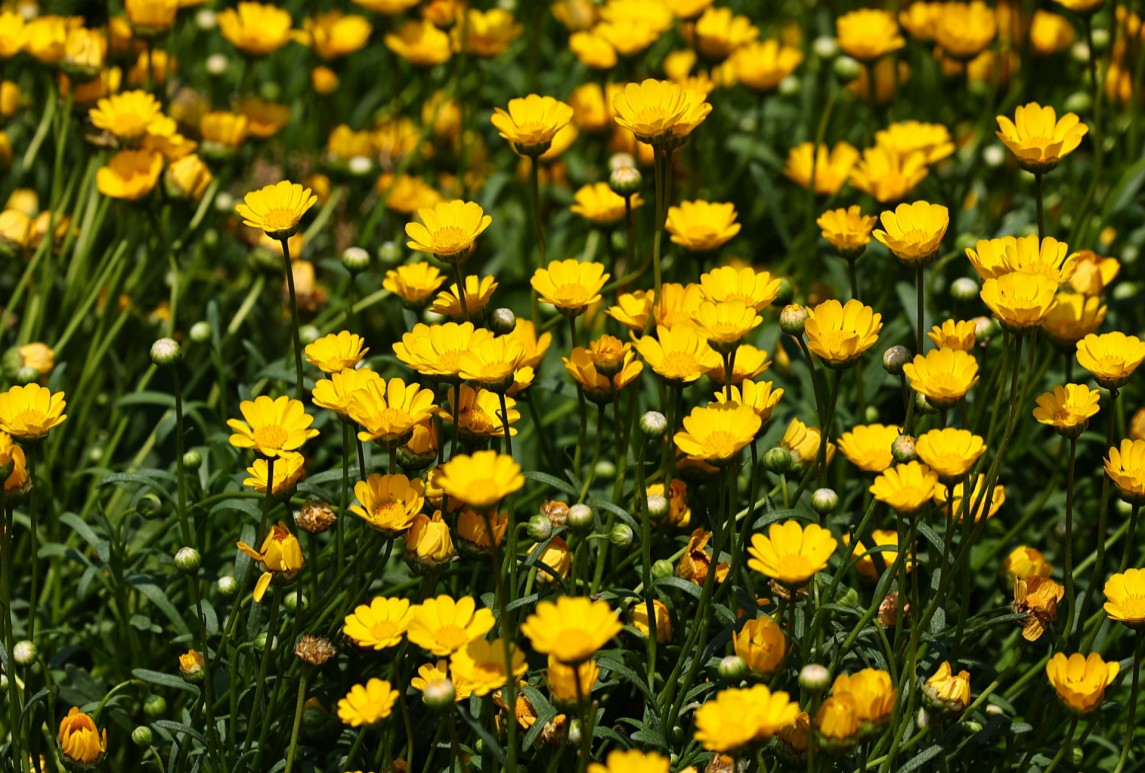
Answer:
595 460 616 480
567 503 594 531
811 488 839 515
299 325 320 345
609 524 634 548
812 36 839 59
763 447 792 474
377 241 403 265
206 53 228 75
217 575 238 596
916 707 931 731
950 277 979 302
651 559 674 579
799 663 831 693
13 640 37 665
778 75 800 97
639 411 668 438
296 500 337 534
1063 91 1090 115
489 308 517 335
780 304 808 336
891 435 917 463
150 337 182 366
567 718 582 745
1090 27 1110 52
915 392 938 415
718 655 747 681
143 695 167 718
423 678 456 709
609 165 642 197
864 405 881 423
14 366 37 385
283 591 307 613
963 720 983 733
341 246 371 274
982 144 1006 168
179 650 206 683
609 153 636 171
132 726 153 747
833 55 861 82
882 345 911 375
253 632 273 652
189 321 212 343
174 547 201 573
527 514 553 541
182 449 202 470
985 704 1005 717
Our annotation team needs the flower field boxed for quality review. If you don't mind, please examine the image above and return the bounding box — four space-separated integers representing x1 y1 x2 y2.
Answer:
2 0 1145 771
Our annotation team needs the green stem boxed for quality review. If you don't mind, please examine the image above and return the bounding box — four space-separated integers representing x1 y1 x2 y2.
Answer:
1115 631 1143 773
280 238 305 402
243 586 283 754
1079 387 1118 647
171 367 192 546
1034 173 1045 241
1061 437 1078 645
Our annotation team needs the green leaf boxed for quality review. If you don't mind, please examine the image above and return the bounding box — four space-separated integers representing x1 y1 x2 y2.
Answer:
523 470 579 496
59 512 109 563
596 653 659 711
898 745 943 772
128 577 191 636
132 668 200 694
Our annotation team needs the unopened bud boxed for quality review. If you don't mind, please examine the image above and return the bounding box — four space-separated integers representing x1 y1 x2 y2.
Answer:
377 241 402 265
763 447 792 474
609 165 642 197
341 246 371 274
150 337 183 366
567 718 582 745
882 345 911 375
651 559 674 579
183 449 202 470
891 435 917 463
489 308 516 335
423 678 456 709
639 411 668 438
283 591 307 613
718 655 747 681
567 504 594 531
595 460 616 480
609 153 636 171
1090 27 1110 52
799 663 831 693
13 641 37 665
778 75 800 97
833 55 861 82
779 304 808 336
646 494 670 519
609 524 634 548
864 405 880 423
143 695 166 718
914 392 937 415
137 492 162 517
811 488 839 515
950 277 979 302
812 36 839 60
217 575 238 596
527 514 553 541
14 366 37 385
174 547 200 573
916 707 931 731
189 321 212 343
299 325 320 345
132 726 153 747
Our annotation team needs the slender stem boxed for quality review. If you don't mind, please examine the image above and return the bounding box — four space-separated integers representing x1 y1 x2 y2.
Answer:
915 265 925 356
1119 503 1141 572
1061 437 1079 646
342 727 369 771
283 669 309 773
1 492 24 768
280 238 306 402
1034 173 1046 241
171 368 192 546
1079 387 1119 647
1045 717 1079 773
635 438 657 689
1116 631 1143 773
243 586 283 753
651 148 667 296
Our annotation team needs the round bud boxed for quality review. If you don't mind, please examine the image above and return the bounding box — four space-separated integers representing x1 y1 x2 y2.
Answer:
799 664 831 693
1090 27 1110 52
812 35 839 59
594 460 616 480
811 488 839 516
182 449 202 470
137 492 162 518
763 447 792 474
132 726 154 748
609 165 642 197
283 591 307 613
914 392 937 415
982 144 1006 168
779 304 808 336
567 719 582 745
216 575 238 597
1069 42 1090 65
189 321 212 344
526 514 553 541
253 632 271 652
423 678 456 709
143 695 167 718
1063 91 1091 115
778 75 800 97
609 524 634 548
0 675 5 690
891 435 917 463
489 308 517 335
962 720 983 733
1123 245 1139 264
985 704 1005 717
341 246 371 274
832 55 861 82
14 366 37 385
150 337 183 366
646 494 670 520
195 8 217 29
1117 498 1133 516
974 316 996 340
609 153 636 171
864 405 880 423
651 559 675 580
916 707 931 731
718 655 747 682
639 411 668 438
1070 747 1084 767
835 585 860 608
347 156 373 178
299 325 320 345
174 547 201 573
87 447 104 464
882 345 911 375
13 641 37 665
1113 280 1139 301
377 241 402 265
950 277 979 302
205 52 229 76
567 504 594 532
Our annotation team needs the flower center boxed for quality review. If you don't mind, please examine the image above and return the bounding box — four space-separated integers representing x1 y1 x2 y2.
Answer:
1115 596 1145 622
658 352 701 378
433 350 463 374
368 619 401 642
10 409 46 433
371 501 410 528
434 625 469 652
253 424 289 450
774 554 815 583
375 407 414 433
699 430 739 459
471 660 505 684
815 330 858 355
261 208 299 233
429 226 471 253
547 284 589 307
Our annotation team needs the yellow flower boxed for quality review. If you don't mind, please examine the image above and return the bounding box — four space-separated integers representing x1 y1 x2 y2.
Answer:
923 662 971 715
387 19 453 65
200 111 250 151
903 348 979 407
989 235 1079 284
630 598 672 643
980 272 1059 333
674 402 761 464
347 377 437 446
870 461 938 514
783 142 859 195
405 511 455 567
733 615 786 676
815 695 860 748
570 182 642 226
456 507 508 553
934 475 1005 522
647 479 691 528
608 290 655 331
405 200 492 260
818 206 877 258
23 16 82 65
235 181 317 240
781 418 836 469
569 29 617 69
1046 652 1119 715
872 201 950 266
698 266 781 312
563 347 643 404
178 649 205 681
530 259 609 315
1069 250 1119 295
665 0 714 19
394 322 493 379
875 121 955 165
804 299 883 368
520 596 622 663
1042 293 1106 346
687 6 758 60
383 263 447 309
934 1 996 60
450 638 527 697
831 669 896 730
1103 568 1145 628
239 98 291 139
677 528 729 585
0 432 29 495
1105 440 1145 505
432 275 499 321
611 78 712 148
836 9 904 61
915 428 986 480
693 685 800 753
636 324 721 384
1054 0 1104 11
546 654 600 704
927 319 977 351
344 596 413 650
1002 546 1053 581
353 0 419 13
408 595 495 656
0 12 27 59
411 660 468 702
711 379 783 426
996 102 1088 174
1033 383 1100 437
458 336 524 391
243 451 305 497
899 2 940 40
1077 332 1145 389
62 28 107 79
845 529 906 580
537 536 573 584
218 2 294 56
653 282 705 328
89 90 166 143
96 149 164 201
304 331 368 374
299 11 372 60
665 200 740 251
1030 10 1075 56
58 707 107 767
849 147 929 203
451 8 522 58
732 39 803 91
227 396 318 458
707 342 771 386
165 154 213 200
337 679 399 726
436 450 523 510
1014 576 1064 641
588 749 670 773
691 301 761 348
351 473 424 535
747 520 837 588
441 385 519 440
505 319 552 369
838 424 900 474
491 94 574 157
312 367 380 416
236 522 304 602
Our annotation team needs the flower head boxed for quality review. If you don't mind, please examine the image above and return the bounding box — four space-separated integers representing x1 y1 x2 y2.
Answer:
0 384 67 440
243 452 305 497
89 90 166 143
902 348 979 407
384 263 447 309
876 121 955 164
312 367 380 416
1077 332 1145 389
674 402 761 464
218 2 294 56
996 102 1088 173
347 377 436 446
748 520 837 588
711 379 783 427
836 9 904 61
691 301 761 348
449 638 527 696
531 259 609 315
1046 652 1119 715
236 181 317 240
58 707 107 767
236 522 304 602
870 461 938 514
394 322 493 379
1103 568 1145 628
934 475 1005 522
838 424 900 473
405 200 492 261
588 749 670 773
337 678 400 726
563 346 642 404
815 695 860 749
666 200 740 251
732 40 803 91
694 685 800 753
846 530 906 580
491 94 574 156
818 206 877 258
1069 250 1119 295
227 396 318 458
405 511 455 568
873 201 950 266
636 324 721 383
611 78 712 148
299 11 372 60
922 662 971 715
304 331 368 373
1043 294 1106 346
804 299 883 368
928 319 978 351
934 1 996 60
436 450 524 510
1003 546 1053 581
458 336 524 391
351 473 425 535
1105 440 1145 505
849 147 929 203
384 19 452 66
452 8 523 58
980 273 1058 333
915 428 986 480
781 418 836 470
784 142 858 195
408 595 495 656
520 596 622 663
571 182 642 226
97 149 164 200
832 669 896 731
344 596 413 650
733 615 786 676
441 386 519 439
699 266 782 311
1033 384 1100 437
1014 576 1065 641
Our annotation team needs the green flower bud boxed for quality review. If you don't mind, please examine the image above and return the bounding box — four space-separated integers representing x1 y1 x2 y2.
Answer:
143 695 167 719
718 655 747 681
763 447 792 474
609 524 634 548
811 488 838 515
567 504 594 532
341 246 371 274
527 514 552 541
489 308 516 335
799 664 831 693
639 411 668 438
150 337 183 366
174 547 201 573
182 449 202 470
651 559 674 579
189 321 212 343
131 726 153 747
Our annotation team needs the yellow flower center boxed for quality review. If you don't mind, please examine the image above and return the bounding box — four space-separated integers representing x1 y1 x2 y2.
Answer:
1089 355 1125 376
923 374 964 396
462 406 497 435
814 330 858 356
370 501 409 527
9 409 47 433
434 624 470 652
252 424 289 450
368 619 402 641
428 226 471 253
658 352 702 379
546 284 590 307
774 553 815 583
698 430 740 459
261 208 300 233
1114 596 1145 621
